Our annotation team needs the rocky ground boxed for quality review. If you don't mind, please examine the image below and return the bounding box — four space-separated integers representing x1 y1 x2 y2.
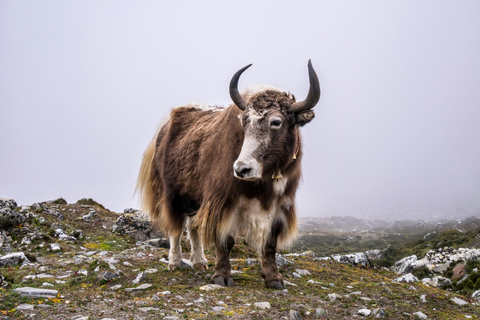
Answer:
1 198 480 319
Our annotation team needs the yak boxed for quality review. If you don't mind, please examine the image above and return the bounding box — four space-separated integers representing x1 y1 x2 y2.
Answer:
137 60 320 289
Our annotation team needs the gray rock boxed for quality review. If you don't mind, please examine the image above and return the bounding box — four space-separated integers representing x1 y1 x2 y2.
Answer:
372 308 387 318
295 269 311 276
315 308 328 318
253 302 271 309
414 311 428 319
212 306 225 312
337 252 372 267
276 253 293 266
393 273 419 283
102 272 120 281
146 238 170 249
432 263 449 274
392 255 417 274
14 287 58 298
81 210 97 221
365 249 385 261
124 283 152 292
0 207 25 228
44 207 65 220
111 213 163 241
53 228 78 243
290 310 303 320
0 252 30 267
0 199 17 210
17 303 34 311
133 271 146 284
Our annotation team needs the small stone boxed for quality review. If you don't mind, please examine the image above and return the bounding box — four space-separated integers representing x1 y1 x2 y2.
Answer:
451 297 468 306
102 272 120 281
393 273 419 283
358 308 371 316
372 308 386 318
14 287 58 298
315 308 328 318
110 284 122 290
0 252 30 267
328 293 339 301
253 302 271 309
17 303 34 310
290 310 303 320
295 269 311 276
414 311 428 319
133 271 146 284
124 283 152 292
420 294 427 303
212 306 225 312
199 284 224 291
194 297 205 303
292 272 302 278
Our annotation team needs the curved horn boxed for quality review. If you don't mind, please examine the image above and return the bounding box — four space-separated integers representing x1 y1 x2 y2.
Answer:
229 64 252 111
291 59 321 113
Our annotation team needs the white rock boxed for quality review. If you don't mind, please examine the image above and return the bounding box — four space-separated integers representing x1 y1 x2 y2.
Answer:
253 302 271 309
14 287 58 298
17 303 34 310
50 243 61 251
451 297 468 306
420 294 427 303
124 283 152 292
357 308 371 316
393 273 418 283
295 269 311 276
199 284 224 291
110 284 122 290
414 311 428 319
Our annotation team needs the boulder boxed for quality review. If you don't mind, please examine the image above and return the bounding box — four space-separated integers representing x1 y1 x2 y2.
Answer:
111 213 163 241
0 206 25 228
331 252 372 268
0 252 30 267
392 255 417 274
0 198 17 210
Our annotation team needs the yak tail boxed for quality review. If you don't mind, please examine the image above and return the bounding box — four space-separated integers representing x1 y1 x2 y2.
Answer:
136 121 171 234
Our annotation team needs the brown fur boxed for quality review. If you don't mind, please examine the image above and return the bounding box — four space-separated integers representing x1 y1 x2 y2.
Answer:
137 89 309 251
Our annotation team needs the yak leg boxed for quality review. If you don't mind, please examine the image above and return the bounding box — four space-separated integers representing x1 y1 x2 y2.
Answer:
261 220 285 290
213 235 234 287
186 218 208 271
168 226 183 270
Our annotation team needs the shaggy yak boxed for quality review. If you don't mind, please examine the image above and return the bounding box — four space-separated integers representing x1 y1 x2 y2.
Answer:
137 60 320 289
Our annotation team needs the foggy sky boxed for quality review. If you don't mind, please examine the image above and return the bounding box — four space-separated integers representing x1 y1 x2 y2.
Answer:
1 1 480 220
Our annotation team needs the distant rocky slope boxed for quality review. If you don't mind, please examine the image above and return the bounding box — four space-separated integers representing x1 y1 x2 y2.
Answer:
1 198 480 319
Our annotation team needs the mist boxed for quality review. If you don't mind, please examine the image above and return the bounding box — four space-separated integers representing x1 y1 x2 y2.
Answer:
1 1 480 221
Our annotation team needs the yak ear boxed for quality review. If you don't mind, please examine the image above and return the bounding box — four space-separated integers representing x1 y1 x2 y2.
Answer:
295 110 315 126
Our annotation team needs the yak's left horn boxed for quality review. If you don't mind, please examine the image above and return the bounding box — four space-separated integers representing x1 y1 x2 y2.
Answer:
291 60 321 113
229 64 252 111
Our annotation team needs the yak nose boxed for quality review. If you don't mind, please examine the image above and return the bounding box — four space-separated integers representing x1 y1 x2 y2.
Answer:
233 160 262 180
234 162 251 178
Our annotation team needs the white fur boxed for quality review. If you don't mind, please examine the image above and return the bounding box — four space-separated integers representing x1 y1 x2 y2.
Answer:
218 197 287 256
187 218 208 267
273 177 288 195
241 85 283 103
168 232 183 267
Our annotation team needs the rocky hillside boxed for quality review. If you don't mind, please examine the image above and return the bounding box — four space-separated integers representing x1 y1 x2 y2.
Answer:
1 198 480 319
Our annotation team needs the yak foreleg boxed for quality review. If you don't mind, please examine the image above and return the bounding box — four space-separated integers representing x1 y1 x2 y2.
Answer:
213 235 235 287
261 220 285 290
187 218 208 271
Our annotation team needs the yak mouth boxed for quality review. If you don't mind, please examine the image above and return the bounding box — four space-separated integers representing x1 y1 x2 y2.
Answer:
233 172 262 181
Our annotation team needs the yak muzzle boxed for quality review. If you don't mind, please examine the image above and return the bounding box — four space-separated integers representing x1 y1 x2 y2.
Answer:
233 159 262 181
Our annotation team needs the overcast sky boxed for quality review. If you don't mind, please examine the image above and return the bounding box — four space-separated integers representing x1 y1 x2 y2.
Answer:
1 1 479 220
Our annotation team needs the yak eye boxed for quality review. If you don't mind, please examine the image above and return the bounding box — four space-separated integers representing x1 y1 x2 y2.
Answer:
270 117 282 129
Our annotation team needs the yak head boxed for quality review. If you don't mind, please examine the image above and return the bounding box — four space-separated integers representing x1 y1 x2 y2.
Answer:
230 60 321 181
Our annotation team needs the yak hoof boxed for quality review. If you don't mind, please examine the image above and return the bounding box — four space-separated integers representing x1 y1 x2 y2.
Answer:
213 276 234 287
193 263 208 271
266 280 285 290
